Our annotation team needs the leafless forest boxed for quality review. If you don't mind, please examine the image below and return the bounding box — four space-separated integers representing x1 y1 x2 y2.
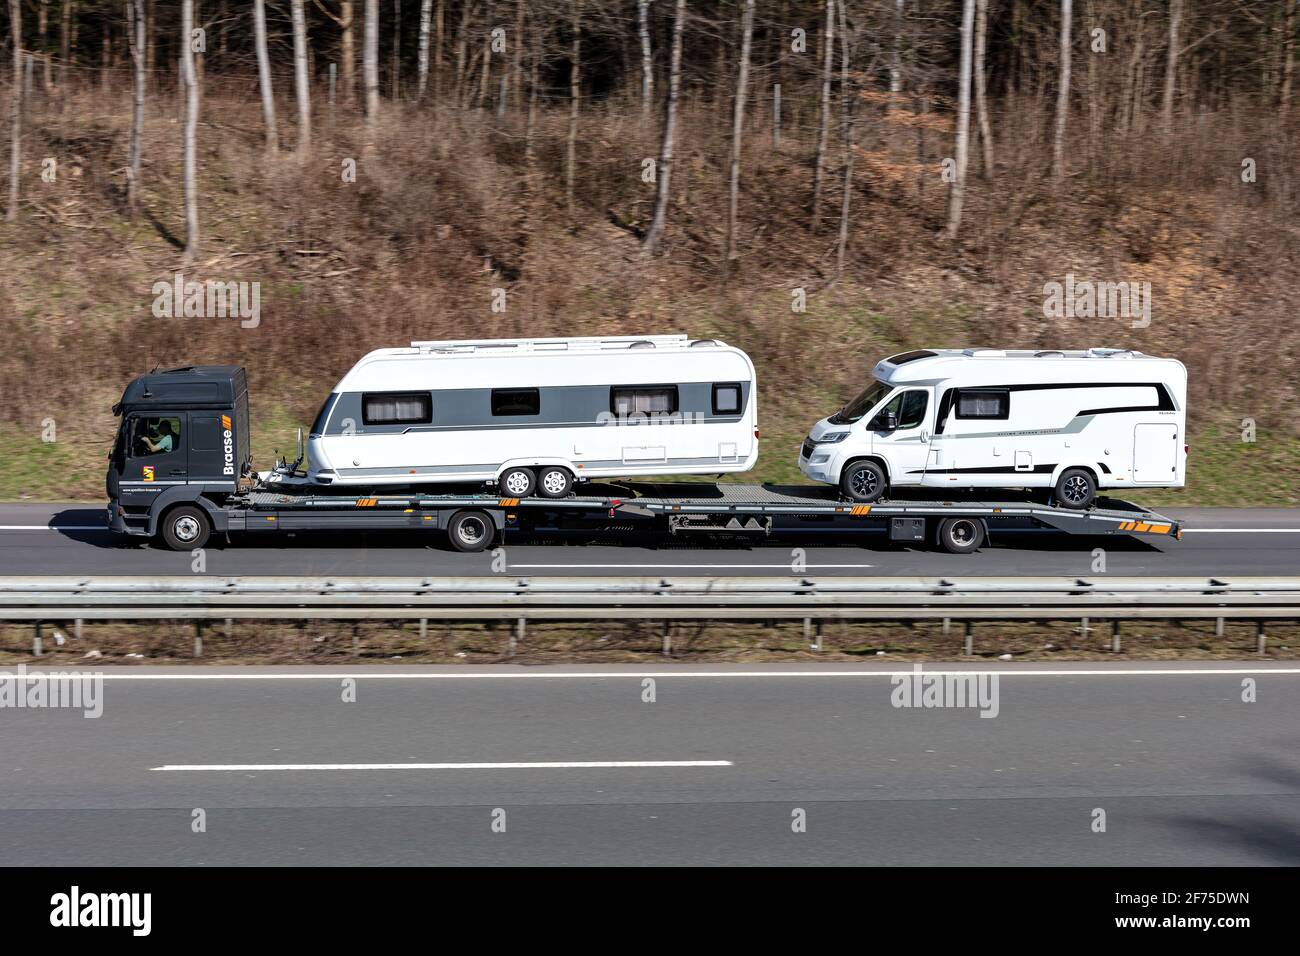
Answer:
0 1 1296 498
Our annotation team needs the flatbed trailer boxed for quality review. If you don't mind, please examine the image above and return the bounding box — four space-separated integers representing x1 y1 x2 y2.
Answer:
126 480 1182 554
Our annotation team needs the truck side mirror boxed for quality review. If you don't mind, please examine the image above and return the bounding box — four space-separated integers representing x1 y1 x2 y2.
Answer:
885 411 899 430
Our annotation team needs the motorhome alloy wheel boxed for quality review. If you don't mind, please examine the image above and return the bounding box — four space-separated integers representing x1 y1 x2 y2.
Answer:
840 460 887 503
1055 468 1097 510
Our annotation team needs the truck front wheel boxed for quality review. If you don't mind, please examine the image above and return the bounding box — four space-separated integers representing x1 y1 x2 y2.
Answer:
160 505 211 551
448 510 495 553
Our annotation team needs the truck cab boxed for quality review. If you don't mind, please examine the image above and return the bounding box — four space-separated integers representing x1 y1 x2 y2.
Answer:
107 366 252 547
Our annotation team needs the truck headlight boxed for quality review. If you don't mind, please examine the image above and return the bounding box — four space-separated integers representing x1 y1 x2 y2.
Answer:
816 431 849 444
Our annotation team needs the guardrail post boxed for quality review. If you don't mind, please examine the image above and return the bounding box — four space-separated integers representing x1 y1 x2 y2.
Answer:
803 617 812 646
1215 617 1224 638
352 624 360 657
942 617 951 640
1256 621 1266 656
1111 620 1121 654
510 617 523 657
1081 617 1090 640
74 618 83 641
964 622 973 656
32 623 42 657
662 623 671 657
193 621 202 658
225 618 234 642
419 619 428 641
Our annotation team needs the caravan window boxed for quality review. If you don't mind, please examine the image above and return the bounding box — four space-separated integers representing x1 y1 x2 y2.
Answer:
955 389 1010 420
362 392 433 426
611 386 678 416
491 388 541 416
712 383 742 415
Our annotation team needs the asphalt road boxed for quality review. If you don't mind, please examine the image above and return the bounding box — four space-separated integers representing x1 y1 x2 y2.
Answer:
1 663 1296 865
0 503 1298 576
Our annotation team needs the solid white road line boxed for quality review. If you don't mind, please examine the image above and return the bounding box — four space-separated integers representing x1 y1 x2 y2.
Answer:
511 563 875 569
152 760 735 771
0 525 105 531
59 667 1300 681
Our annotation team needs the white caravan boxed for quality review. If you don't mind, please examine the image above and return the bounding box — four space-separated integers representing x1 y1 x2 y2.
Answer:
306 335 758 496
798 348 1187 508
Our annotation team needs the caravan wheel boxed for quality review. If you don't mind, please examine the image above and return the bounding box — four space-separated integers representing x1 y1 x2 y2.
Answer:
537 467 574 498
499 467 537 498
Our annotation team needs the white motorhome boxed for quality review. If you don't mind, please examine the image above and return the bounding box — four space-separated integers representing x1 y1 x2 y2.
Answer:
306 335 758 496
799 348 1187 508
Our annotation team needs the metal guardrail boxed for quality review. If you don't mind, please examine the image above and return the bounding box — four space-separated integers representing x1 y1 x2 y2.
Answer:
0 576 1297 620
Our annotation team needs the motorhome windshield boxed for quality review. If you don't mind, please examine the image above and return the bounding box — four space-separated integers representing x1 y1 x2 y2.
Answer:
830 380 892 424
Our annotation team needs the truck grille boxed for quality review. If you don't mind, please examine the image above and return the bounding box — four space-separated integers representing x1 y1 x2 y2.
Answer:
801 438 816 459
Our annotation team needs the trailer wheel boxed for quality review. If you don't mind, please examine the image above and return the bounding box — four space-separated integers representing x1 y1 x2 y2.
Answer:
840 460 887 502
1054 468 1097 510
537 466 574 498
160 504 211 551
937 517 984 554
499 467 537 498
448 510 495 552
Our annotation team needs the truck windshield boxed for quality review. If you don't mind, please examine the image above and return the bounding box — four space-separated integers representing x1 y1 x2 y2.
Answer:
830 380 892 424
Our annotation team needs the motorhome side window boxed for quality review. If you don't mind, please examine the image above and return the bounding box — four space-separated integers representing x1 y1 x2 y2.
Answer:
712 383 742 415
491 388 541 416
955 389 1009 420
611 386 678 416
362 392 432 426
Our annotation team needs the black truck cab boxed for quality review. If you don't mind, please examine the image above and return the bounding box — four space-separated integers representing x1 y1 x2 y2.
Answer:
107 366 252 547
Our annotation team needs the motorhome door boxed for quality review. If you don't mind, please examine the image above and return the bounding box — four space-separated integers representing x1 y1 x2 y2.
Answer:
1132 423 1178 483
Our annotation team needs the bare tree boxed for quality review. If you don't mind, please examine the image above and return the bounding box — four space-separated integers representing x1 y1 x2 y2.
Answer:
973 0 994 177
1162 0 1181 131
291 0 312 153
810 0 834 232
566 0 582 217
1282 0 1297 110
417 0 434 99
38 0 50 93
391 0 401 98
725 0 755 274
6 0 20 222
433 0 445 101
126 0 147 215
254 0 278 154
1052 0 1072 180
945 0 975 239
59 0 73 93
643 0 686 255
315 1 357 105
363 0 379 146
181 0 200 264
637 0 654 123
834 0 858 282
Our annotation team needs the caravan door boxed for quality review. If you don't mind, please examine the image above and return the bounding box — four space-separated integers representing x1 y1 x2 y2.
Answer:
1133 423 1178 483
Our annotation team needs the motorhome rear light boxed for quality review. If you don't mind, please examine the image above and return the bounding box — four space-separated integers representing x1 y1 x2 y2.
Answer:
755 429 760 438
1184 444 1189 454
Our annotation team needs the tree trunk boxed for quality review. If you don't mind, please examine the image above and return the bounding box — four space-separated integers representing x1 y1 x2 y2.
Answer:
973 0 994 177
99 8 110 91
565 0 581 217
1051 0 1071 181
433 0 445 102
38 0 50 93
945 0 975 239
453 0 473 107
145 0 155 91
810 0 834 232
340 0 356 105
889 0 903 107
391 0 400 99
1279 0 1295 110
7 0 20 222
58 0 72 93
1162 0 1181 132
253 0 277 154
181 0 200 264
724 0 755 275
363 0 380 147
126 0 146 215
417 0 433 99
291 0 312 153
643 0 686 256
834 0 855 282
637 0 653 124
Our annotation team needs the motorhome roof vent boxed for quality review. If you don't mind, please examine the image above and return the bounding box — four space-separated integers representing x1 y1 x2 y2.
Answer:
1034 350 1066 358
628 340 656 349
689 339 720 347
1087 347 1139 359
964 348 1006 357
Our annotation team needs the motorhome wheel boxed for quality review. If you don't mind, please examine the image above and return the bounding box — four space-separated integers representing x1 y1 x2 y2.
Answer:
840 460 887 503
1055 468 1097 510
